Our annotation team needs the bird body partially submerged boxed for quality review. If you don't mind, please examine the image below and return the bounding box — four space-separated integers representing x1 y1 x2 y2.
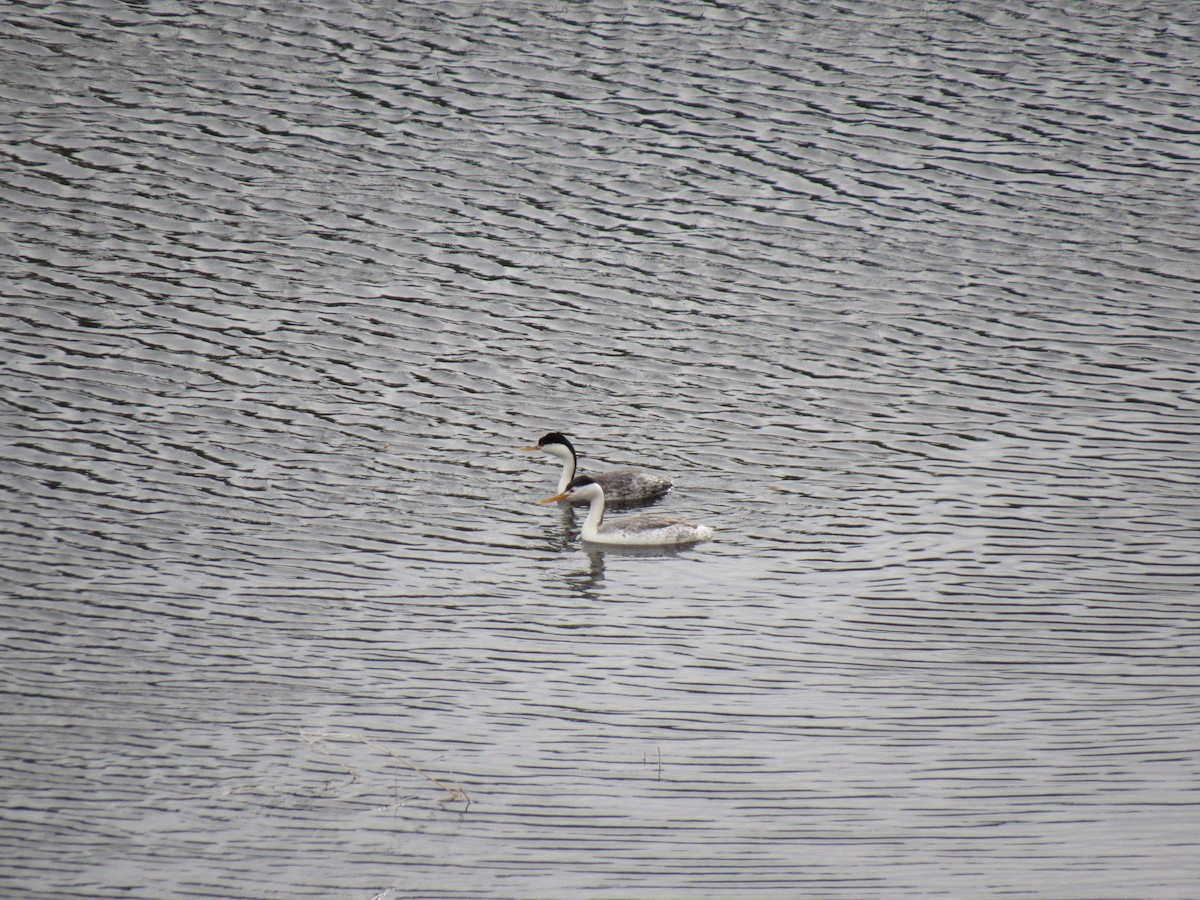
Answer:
540 476 713 547
522 432 672 504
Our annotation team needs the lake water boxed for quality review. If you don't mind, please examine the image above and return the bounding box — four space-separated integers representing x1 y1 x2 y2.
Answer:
3 0 1200 896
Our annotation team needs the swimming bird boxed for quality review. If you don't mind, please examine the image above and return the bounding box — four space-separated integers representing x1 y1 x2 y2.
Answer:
521 432 672 504
539 475 713 546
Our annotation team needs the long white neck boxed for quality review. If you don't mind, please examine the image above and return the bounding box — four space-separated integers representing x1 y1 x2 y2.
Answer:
546 444 577 493
580 488 606 541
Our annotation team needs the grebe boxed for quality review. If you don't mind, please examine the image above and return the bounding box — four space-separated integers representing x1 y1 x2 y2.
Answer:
539 475 713 546
521 432 672 504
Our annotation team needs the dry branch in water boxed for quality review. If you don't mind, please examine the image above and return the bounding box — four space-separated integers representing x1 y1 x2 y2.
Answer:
299 730 471 809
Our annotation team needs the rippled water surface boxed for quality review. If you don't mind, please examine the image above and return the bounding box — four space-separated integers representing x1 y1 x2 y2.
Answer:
4 0 1200 896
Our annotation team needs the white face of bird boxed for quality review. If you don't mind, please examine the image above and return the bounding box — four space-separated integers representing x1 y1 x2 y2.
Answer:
520 432 575 461
539 440 573 462
538 475 600 504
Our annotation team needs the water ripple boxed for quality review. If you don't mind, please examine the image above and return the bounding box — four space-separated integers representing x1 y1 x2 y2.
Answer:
4 0 1200 896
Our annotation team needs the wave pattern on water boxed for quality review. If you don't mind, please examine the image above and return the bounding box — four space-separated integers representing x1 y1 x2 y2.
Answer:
3 0 1200 897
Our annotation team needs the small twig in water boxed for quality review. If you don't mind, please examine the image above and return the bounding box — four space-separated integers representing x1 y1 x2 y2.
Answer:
298 730 471 809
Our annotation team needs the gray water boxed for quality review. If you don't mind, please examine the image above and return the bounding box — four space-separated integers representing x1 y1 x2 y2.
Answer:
3 0 1200 897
